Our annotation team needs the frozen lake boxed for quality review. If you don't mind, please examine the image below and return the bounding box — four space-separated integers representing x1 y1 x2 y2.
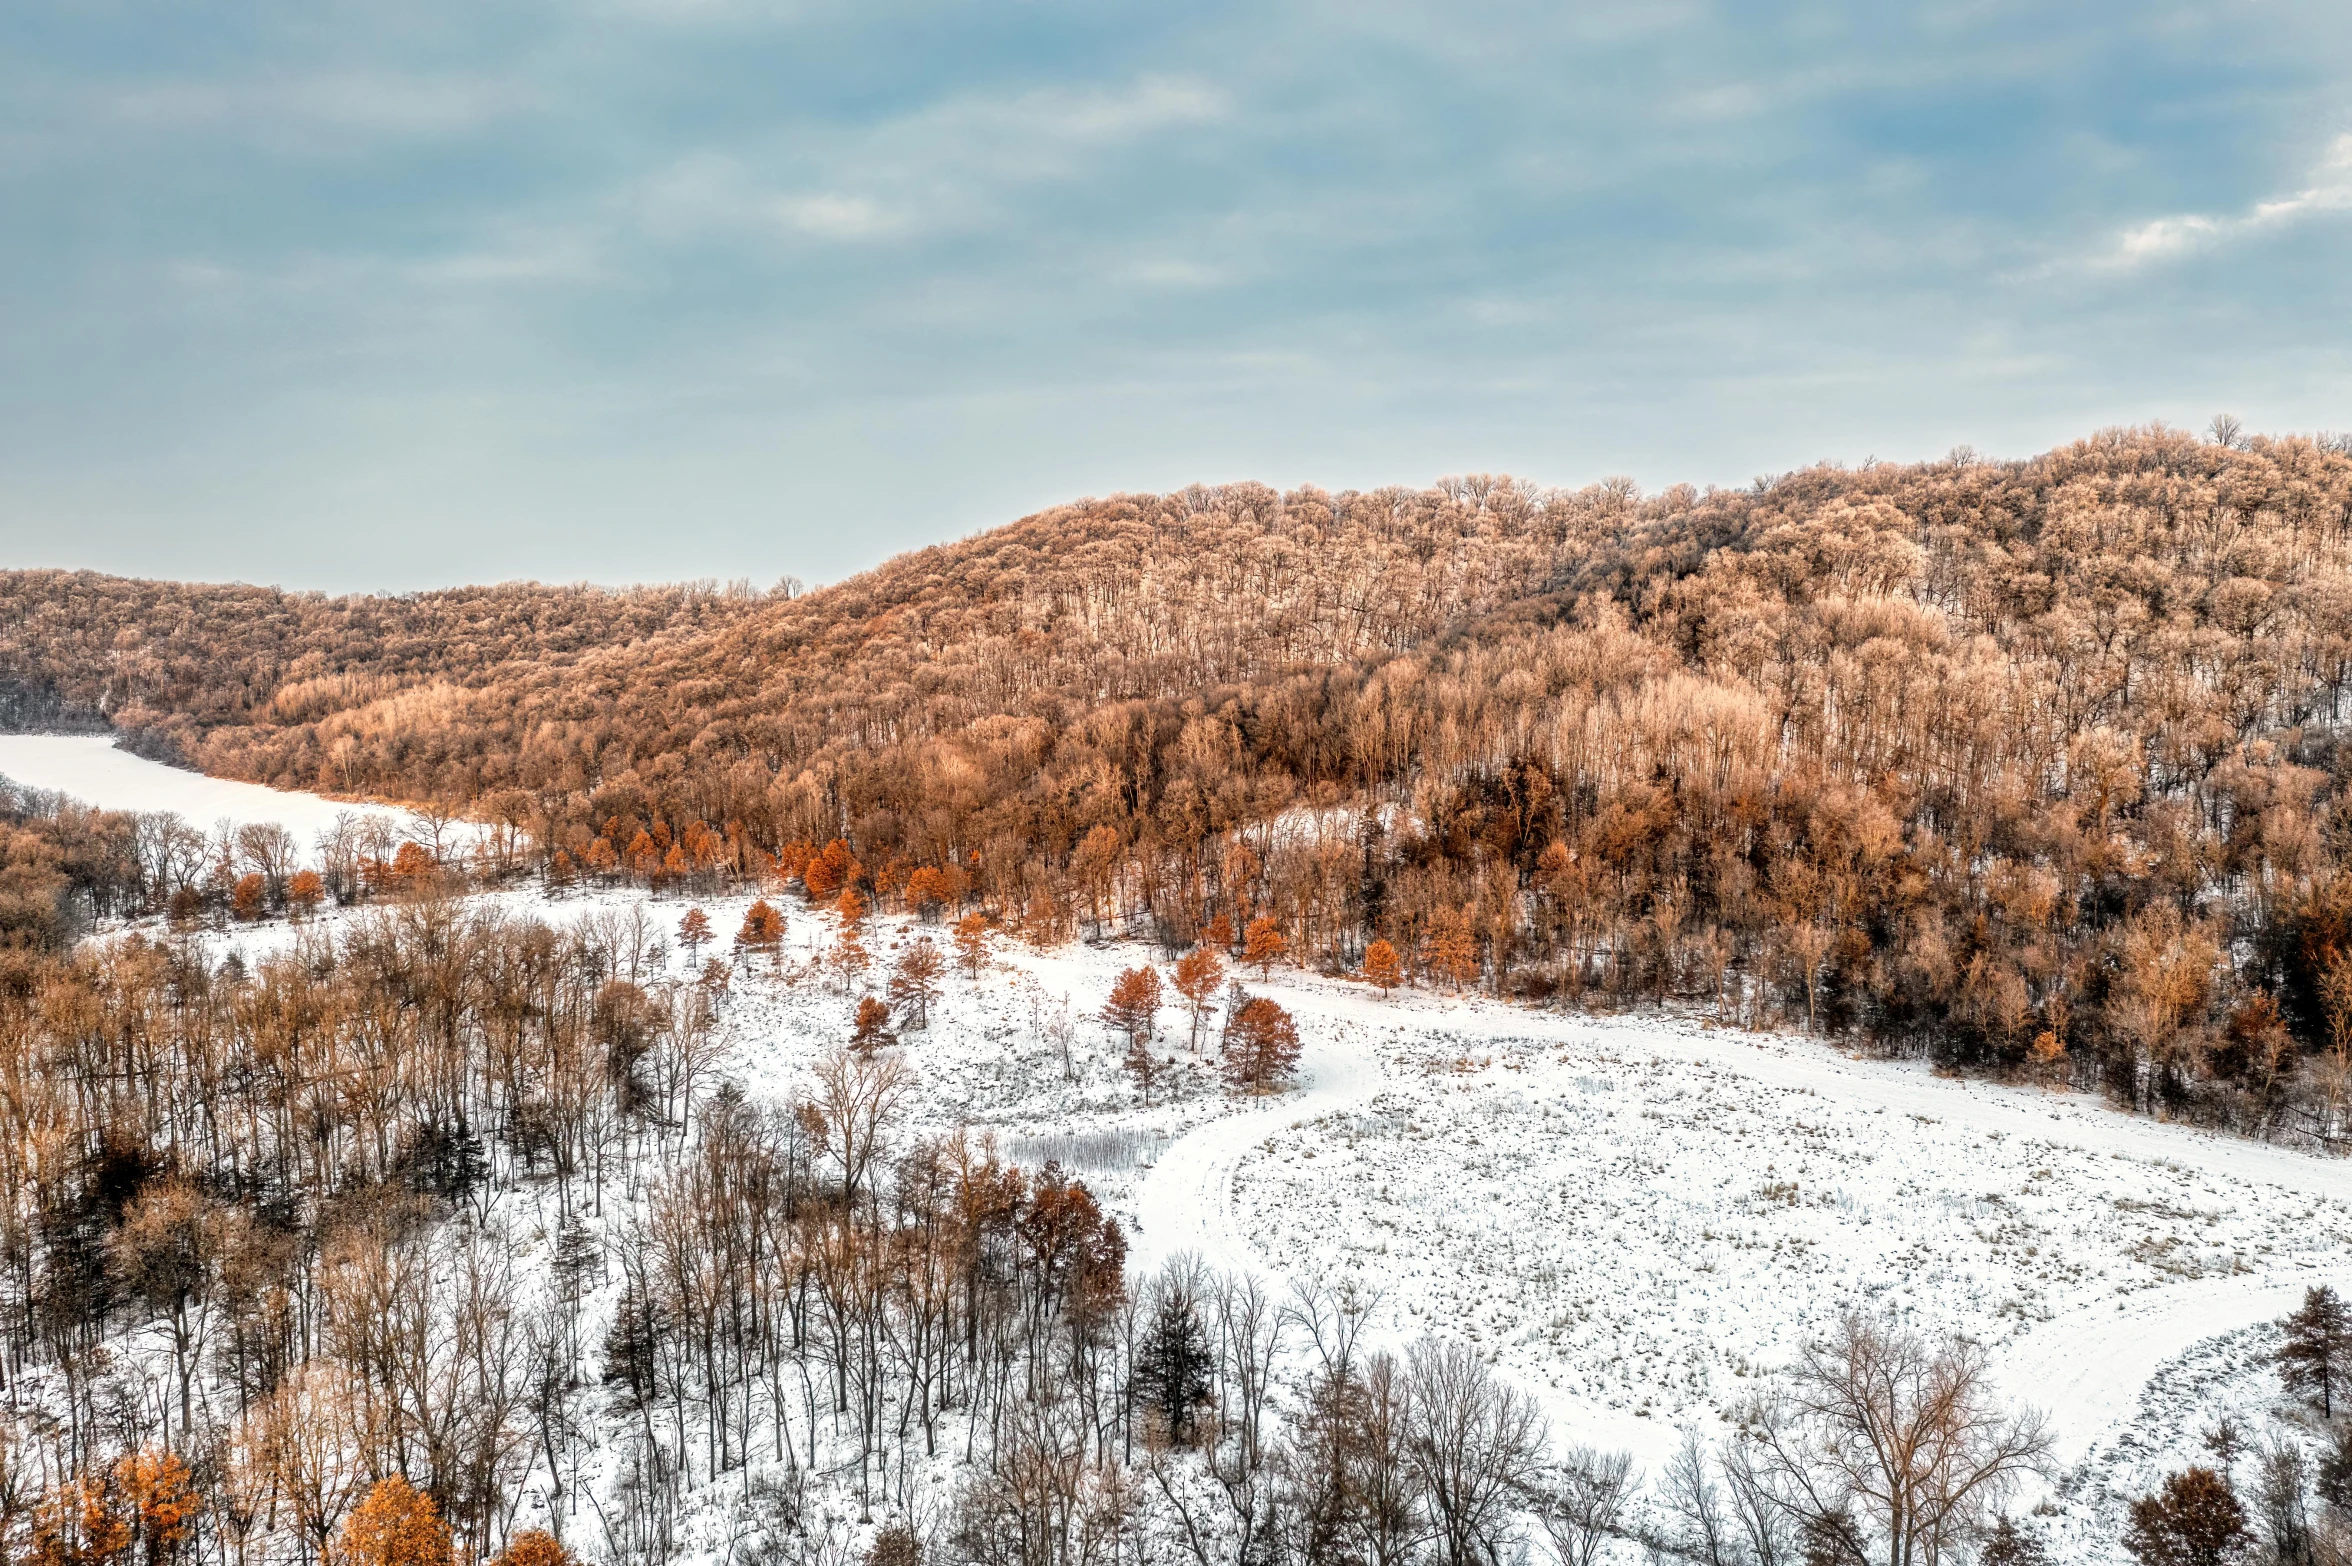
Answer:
0 733 409 844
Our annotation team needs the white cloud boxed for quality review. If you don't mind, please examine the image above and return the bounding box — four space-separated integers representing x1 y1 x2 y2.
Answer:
773 193 898 239
104 71 538 140
2107 132 2352 265
623 74 1227 252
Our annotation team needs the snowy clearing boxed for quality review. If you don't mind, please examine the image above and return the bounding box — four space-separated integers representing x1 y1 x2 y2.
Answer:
90 875 2352 1563
1177 982 2352 1555
0 732 418 841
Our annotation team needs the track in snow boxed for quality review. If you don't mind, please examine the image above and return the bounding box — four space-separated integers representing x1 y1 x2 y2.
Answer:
1128 1022 1386 1278
1128 980 2352 1473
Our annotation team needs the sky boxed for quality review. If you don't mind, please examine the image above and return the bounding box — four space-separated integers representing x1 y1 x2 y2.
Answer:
1 1 2349 594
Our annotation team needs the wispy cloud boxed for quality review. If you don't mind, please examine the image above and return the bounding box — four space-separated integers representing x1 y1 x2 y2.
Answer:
2106 132 2352 265
102 70 540 140
624 74 1227 252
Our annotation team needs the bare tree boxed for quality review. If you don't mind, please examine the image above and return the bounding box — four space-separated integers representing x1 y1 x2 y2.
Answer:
1748 1313 2050 1566
1532 1445 1636 1566
1403 1338 1547 1566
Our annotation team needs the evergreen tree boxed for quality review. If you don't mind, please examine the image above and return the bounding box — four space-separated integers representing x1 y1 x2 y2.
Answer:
1136 1290 1214 1447
2279 1286 2350 1417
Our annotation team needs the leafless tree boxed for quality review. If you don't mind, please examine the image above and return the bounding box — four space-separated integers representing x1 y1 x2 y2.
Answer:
1532 1445 1636 1566
1403 1338 1548 1566
1747 1313 2050 1566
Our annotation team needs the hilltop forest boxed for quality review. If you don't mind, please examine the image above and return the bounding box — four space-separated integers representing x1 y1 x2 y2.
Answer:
9 425 2352 1133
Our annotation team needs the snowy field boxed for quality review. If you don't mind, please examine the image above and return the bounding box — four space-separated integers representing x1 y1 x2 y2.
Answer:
1198 988 2352 1554
32 741 2352 1560
0 733 421 840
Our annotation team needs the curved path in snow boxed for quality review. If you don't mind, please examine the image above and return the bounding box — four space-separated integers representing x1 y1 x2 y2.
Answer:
1995 1272 2339 1466
1126 981 2352 1469
1129 1023 1387 1278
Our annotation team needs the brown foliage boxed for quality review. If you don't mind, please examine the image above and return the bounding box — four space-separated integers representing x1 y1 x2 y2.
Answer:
1100 966 1162 1047
735 900 785 962
1172 946 1225 1049
489 1531 579 1566
851 996 895 1051
952 912 992 979
1242 916 1289 981
1223 997 1302 1092
32 1452 201 1566
2125 1467 2252 1566
12 430 2352 1122
333 1478 452 1566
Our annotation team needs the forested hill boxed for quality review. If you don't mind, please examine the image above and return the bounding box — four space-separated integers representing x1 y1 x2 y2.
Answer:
12 423 2352 1123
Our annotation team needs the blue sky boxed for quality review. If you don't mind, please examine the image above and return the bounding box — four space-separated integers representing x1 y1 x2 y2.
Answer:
2 1 2349 592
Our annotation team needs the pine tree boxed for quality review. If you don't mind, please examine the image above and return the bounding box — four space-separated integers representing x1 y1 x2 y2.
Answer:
1981 1515 2052 1566
2279 1285 2350 1417
1136 1290 1215 1446
1363 938 1403 994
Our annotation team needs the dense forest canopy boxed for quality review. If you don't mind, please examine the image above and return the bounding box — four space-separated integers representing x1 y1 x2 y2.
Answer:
12 424 2352 1120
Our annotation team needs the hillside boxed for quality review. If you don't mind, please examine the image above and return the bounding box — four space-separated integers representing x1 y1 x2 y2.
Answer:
10 427 2352 1118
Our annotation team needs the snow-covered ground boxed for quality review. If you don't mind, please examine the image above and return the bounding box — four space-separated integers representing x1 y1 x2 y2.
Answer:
1172 979 2352 1555
0 733 420 841
35 749 2352 1560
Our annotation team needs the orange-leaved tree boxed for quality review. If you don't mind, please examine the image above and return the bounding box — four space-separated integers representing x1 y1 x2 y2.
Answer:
952 912 992 978
1363 939 1403 994
1100 967 1162 1050
333 1477 452 1566
851 995 895 1051
736 900 785 967
489 1531 579 1566
1172 947 1225 1050
1423 907 1479 992
1223 998 1301 1092
288 868 326 919
32 1451 202 1566
1243 916 1288 981
677 907 712 963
